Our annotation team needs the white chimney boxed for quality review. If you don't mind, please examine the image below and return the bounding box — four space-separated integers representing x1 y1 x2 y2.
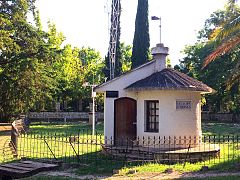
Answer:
151 43 169 72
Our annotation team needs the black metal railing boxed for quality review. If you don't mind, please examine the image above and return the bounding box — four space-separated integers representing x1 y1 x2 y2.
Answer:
1 132 240 168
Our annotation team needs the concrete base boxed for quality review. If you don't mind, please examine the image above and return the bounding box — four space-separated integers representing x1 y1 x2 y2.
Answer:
102 144 220 164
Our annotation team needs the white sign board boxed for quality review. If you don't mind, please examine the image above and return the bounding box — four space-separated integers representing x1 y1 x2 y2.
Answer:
176 100 191 110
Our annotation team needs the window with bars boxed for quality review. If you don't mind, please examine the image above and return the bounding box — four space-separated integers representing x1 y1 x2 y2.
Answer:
145 100 159 132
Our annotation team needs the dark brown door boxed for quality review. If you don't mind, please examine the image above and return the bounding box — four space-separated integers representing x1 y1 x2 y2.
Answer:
114 97 137 145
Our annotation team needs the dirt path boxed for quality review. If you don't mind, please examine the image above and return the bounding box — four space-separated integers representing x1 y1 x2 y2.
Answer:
37 170 240 179
0 124 11 145
0 124 11 132
0 124 11 148
0 124 12 162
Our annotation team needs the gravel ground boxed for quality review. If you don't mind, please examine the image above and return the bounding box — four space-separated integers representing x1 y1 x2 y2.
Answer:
35 169 240 180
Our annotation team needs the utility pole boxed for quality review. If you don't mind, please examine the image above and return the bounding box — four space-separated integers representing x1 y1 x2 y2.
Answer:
83 82 97 136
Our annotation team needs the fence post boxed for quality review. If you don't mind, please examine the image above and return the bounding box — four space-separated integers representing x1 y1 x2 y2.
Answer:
11 123 18 157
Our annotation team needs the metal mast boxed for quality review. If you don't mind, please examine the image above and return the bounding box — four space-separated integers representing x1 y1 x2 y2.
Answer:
108 0 120 79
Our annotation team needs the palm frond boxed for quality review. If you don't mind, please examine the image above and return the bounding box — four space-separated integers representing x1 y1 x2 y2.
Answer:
226 59 240 88
203 35 240 68
214 15 240 41
227 0 238 11
217 17 240 38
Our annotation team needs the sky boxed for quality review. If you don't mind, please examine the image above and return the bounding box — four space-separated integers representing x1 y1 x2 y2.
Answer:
36 0 229 65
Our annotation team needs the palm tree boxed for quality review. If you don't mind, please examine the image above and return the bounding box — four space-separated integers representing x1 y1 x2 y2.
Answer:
203 0 240 86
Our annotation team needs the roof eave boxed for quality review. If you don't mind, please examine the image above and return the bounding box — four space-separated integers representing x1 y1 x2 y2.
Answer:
94 60 155 92
125 87 213 93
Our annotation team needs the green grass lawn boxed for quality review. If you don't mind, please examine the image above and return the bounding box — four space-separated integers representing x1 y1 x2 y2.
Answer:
21 121 240 176
28 121 239 135
202 122 240 135
29 121 104 135
2 121 239 177
29 121 239 136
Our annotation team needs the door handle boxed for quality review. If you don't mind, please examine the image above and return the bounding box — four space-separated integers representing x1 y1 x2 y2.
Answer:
133 122 137 125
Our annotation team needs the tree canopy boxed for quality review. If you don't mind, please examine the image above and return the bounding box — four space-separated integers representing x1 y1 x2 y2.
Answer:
175 5 240 113
0 0 105 120
203 0 240 88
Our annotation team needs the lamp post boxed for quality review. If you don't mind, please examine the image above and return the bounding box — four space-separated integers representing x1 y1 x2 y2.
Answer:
151 16 161 43
83 82 97 136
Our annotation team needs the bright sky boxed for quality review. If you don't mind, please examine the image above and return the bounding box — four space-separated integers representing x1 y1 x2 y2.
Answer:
36 0 229 65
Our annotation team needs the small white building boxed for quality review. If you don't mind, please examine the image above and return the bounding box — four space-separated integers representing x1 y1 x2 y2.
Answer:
95 44 213 148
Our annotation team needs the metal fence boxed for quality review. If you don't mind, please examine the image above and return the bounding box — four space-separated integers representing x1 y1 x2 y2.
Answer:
14 133 240 165
1 131 240 169
17 130 104 164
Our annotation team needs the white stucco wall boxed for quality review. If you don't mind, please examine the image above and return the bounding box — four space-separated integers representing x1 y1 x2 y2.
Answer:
104 92 115 139
95 57 203 148
95 61 155 93
136 90 202 148
96 61 155 140
103 88 202 148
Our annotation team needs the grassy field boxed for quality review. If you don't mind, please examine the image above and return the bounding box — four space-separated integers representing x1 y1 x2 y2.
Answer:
1 121 240 178
29 121 104 135
20 121 240 176
28 121 239 136
202 122 240 135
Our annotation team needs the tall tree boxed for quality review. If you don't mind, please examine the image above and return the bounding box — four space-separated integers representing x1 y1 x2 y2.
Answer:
120 43 132 72
0 0 56 119
79 47 105 111
203 0 240 87
103 0 122 80
131 0 150 69
176 8 240 113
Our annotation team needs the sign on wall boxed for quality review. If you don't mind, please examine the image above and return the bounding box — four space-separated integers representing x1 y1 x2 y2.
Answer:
176 100 191 110
106 91 119 98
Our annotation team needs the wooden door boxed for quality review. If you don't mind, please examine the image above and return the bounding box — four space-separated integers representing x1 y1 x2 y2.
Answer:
114 97 137 145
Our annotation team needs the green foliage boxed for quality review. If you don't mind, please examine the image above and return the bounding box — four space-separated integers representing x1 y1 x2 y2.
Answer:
120 43 132 72
0 0 56 119
0 1 105 120
203 2 240 87
79 47 105 110
175 7 240 113
166 57 172 68
131 0 150 69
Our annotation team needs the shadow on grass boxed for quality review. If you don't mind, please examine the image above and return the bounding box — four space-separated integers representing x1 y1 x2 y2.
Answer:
73 152 144 175
206 157 240 172
22 150 141 175
5 150 240 177
177 158 240 179
77 153 240 175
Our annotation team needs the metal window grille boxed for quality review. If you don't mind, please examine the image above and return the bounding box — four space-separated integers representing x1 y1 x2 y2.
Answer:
145 101 159 132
